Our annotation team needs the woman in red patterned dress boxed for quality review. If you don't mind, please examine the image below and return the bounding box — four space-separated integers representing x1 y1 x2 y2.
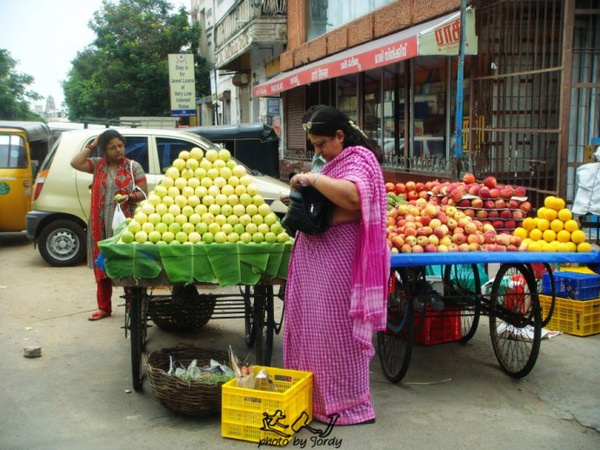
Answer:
284 107 389 425
71 129 147 321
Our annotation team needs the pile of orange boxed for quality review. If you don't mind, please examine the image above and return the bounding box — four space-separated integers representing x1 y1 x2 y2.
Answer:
513 196 592 252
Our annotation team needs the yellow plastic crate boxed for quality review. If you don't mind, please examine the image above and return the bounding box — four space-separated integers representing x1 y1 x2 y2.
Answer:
540 295 600 336
221 366 313 446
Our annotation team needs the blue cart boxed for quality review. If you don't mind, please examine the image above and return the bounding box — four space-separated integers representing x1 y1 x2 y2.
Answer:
378 251 600 383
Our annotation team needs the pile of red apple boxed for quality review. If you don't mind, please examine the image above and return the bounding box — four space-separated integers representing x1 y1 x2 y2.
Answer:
387 198 523 253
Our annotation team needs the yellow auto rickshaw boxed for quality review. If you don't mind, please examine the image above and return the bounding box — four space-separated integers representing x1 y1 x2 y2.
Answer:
0 121 52 232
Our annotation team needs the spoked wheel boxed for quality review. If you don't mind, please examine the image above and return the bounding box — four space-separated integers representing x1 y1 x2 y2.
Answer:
377 268 414 383
489 263 541 378
128 286 149 391
442 264 483 343
252 285 274 366
532 263 556 327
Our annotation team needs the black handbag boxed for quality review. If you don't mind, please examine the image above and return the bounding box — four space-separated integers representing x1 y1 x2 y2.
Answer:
282 185 333 235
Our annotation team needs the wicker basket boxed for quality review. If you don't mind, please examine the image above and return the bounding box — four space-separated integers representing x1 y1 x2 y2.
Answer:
148 287 216 331
146 344 231 416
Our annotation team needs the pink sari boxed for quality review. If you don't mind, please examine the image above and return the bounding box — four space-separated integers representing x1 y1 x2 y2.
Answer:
283 146 389 424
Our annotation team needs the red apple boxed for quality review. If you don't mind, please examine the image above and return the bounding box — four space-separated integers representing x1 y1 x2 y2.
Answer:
500 209 513 219
458 199 471 208
489 188 500 199
401 243 412 253
458 243 470 252
463 173 476 184
483 200 496 210
488 210 500 219
514 186 527 197
468 184 481 196
425 244 438 253
385 182 395 193
495 199 507 209
428 235 440 246
479 187 490 199
519 201 532 213
416 236 429 247
476 209 488 219
492 220 504 230
483 176 497 189
452 232 467 244
434 224 449 239
504 220 516 229
512 210 524 220
412 244 424 253
471 198 484 208
395 183 406 194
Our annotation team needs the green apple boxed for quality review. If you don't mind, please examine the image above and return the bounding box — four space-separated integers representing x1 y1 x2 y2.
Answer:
264 212 277 225
161 231 175 243
264 232 277 243
221 184 235 196
161 195 174 207
226 214 239 225
200 159 213 171
168 186 180 198
207 168 219 179
219 167 232 180
160 176 174 189
258 203 271 217
194 204 208 215
227 159 236 170
176 231 188 243
239 175 252 186
228 175 240 187
187 195 200 208
276 232 290 243
239 193 252 206
195 222 208 234
213 177 227 189
227 194 239 206
257 223 270 235
174 177 187 190
175 195 188 208
251 214 264 225
161 212 175 225
221 223 233 235
214 214 227 226
190 147 204 160
208 204 221 216
155 203 168 216
153 185 168 198
215 194 228 206
114 193 123 203
181 186 195 198
147 194 161 207
141 222 154 234
232 204 246 217
208 222 221 235
232 165 247 178
205 149 219 162
188 231 201 244
270 222 284 235
187 177 200 189
181 168 195 180
148 230 162 243
212 158 226 169
174 214 188 226
221 204 233 217
218 149 231 161
128 220 142 234
252 232 264 243
134 230 148 244
168 222 182 234
165 166 180 180
154 222 168 234
134 211 148 224
233 223 245 235
201 212 215 224
234 184 246 196
189 213 201 225
239 214 252 226
214 231 228 243
172 158 186 171
182 205 194 217
168 204 181 216
200 176 213 188
245 223 258 235
121 230 134 244
240 232 252 243
227 232 240 244
202 195 215 206
181 222 195 235
186 158 199 170
178 150 190 160
194 168 207 179
252 194 265 206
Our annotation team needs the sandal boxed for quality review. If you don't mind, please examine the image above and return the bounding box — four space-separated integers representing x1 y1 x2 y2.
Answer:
88 310 111 321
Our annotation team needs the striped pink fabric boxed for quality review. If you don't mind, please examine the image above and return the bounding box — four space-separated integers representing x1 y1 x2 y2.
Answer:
284 146 388 425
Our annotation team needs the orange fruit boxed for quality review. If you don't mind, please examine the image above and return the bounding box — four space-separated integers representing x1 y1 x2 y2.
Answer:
557 208 572 222
557 230 571 243
551 197 566 211
571 229 586 244
550 219 564 233
564 219 579 232
543 196 556 209
522 217 537 231
536 207 548 219
543 241 559 252
513 227 528 240
557 242 571 252
528 241 543 252
577 242 592 253
529 228 542 241
566 242 577 252
543 208 558 221
542 229 556 243
537 218 550 231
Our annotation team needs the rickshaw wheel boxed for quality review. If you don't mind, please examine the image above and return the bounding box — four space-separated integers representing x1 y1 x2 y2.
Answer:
252 285 274 366
442 264 482 343
129 287 148 392
535 263 556 327
377 269 414 383
489 263 541 378
243 286 256 347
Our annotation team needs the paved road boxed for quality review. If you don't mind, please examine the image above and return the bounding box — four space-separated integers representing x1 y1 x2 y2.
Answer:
1 232 599 449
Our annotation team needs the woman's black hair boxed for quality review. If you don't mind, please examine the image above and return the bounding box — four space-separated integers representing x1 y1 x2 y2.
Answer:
305 107 383 163
97 129 125 153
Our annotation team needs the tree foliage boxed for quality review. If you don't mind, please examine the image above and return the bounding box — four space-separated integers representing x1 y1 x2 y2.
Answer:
64 0 211 120
0 49 43 120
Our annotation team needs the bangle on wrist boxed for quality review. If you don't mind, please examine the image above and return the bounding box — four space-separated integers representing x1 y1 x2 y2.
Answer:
313 172 321 186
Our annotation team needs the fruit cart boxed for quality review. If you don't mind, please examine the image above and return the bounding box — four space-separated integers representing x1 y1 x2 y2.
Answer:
99 238 292 392
378 250 600 383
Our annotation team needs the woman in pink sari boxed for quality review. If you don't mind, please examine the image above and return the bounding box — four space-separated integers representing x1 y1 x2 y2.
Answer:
284 106 390 425
71 130 147 321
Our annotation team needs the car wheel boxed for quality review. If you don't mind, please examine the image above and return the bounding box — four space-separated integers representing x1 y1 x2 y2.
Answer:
38 219 87 267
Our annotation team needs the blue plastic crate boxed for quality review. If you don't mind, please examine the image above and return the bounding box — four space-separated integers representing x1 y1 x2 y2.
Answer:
542 272 600 300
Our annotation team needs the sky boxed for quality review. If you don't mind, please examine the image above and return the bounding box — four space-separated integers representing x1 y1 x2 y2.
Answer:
0 0 190 111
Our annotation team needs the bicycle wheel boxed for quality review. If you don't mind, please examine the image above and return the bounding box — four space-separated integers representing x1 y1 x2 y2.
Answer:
442 264 482 343
535 263 556 327
129 287 148 392
253 285 274 366
489 263 541 378
377 269 414 383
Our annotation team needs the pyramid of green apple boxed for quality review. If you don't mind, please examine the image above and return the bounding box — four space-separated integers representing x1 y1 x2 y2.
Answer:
118 147 290 245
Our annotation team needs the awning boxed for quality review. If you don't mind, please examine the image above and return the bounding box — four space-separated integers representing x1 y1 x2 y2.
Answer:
253 7 477 98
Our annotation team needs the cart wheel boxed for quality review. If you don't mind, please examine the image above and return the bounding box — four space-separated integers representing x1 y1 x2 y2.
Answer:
442 264 482 343
129 287 148 392
243 286 256 348
489 263 541 378
377 269 414 383
534 263 556 327
253 285 274 366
